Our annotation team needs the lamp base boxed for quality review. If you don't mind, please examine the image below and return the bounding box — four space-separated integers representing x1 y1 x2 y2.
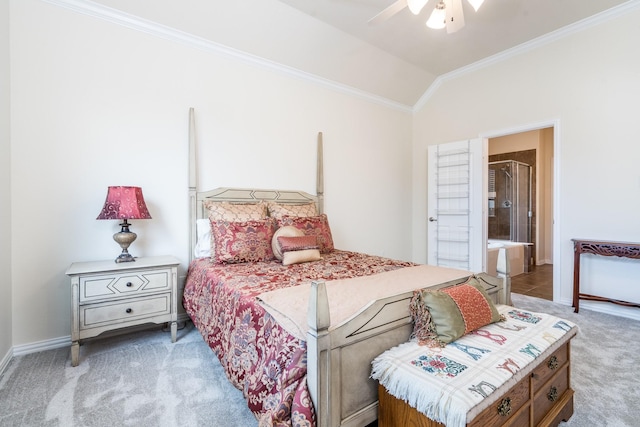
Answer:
113 220 138 263
115 252 136 263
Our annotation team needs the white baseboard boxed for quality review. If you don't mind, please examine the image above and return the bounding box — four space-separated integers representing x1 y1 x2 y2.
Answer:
12 335 70 357
0 336 68 378
1 318 193 377
0 347 13 378
557 297 640 322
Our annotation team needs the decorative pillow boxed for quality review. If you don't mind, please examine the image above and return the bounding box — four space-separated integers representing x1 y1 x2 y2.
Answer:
271 226 304 261
211 218 276 264
194 218 212 258
277 235 319 252
204 200 268 221
282 249 321 266
409 277 504 347
204 202 268 256
277 214 335 254
267 202 317 219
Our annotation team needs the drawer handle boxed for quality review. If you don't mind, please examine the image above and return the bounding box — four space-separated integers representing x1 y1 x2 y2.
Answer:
126 308 132 314
547 355 559 370
547 386 558 402
497 397 511 417
126 282 133 287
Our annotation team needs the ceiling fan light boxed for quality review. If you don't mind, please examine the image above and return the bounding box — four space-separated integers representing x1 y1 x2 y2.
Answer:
407 0 429 15
426 2 446 29
467 0 484 12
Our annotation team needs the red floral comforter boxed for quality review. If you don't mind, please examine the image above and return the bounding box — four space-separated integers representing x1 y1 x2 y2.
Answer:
182 250 415 427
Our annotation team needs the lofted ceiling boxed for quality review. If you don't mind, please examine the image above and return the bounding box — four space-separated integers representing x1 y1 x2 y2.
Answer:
82 0 635 107
276 0 630 77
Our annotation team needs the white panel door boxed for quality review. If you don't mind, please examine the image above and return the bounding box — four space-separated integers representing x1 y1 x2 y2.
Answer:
427 139 487 273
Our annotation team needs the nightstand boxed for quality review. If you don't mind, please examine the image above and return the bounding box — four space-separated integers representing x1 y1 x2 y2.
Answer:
65 255 180 366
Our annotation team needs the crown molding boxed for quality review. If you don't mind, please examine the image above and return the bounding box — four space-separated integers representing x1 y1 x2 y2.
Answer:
40 0 413 113
413 0 640 112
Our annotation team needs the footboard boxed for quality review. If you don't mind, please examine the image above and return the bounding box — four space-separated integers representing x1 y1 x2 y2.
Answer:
307 249 511 427
307 281 415 427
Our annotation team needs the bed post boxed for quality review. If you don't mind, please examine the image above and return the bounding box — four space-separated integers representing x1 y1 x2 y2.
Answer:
317 132 324 214
188 107 197 264
496 247 512 305
307 280 331 427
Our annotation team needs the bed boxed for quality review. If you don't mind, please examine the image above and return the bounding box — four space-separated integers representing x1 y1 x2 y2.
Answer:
182 108 512 427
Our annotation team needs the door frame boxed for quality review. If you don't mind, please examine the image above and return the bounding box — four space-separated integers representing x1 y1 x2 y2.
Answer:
479 119 561 301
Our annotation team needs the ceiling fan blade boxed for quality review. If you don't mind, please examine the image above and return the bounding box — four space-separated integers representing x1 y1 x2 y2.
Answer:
445 0 465 33
368 0 408 25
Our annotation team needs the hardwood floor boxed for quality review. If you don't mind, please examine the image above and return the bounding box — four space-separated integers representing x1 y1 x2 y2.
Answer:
510 264 553 300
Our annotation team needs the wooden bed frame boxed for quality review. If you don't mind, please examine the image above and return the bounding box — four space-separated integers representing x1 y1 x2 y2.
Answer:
186 108 511 427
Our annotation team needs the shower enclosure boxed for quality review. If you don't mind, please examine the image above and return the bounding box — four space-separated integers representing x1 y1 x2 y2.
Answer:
488 160 532 243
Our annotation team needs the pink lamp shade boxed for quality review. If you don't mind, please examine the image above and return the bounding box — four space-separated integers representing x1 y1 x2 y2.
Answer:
97 186 152 220
97 186 151 263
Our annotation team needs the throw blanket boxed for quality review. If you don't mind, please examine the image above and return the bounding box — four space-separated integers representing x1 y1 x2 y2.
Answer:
371 305 578 427
257 265 472 340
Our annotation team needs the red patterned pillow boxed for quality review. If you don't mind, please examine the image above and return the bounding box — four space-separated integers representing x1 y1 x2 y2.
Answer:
277 214 335 253
277 235 319 252
211 218 276 264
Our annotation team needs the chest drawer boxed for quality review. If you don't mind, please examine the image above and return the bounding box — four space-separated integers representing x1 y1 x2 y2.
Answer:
80 293 172 329
531 342 569 391
469 372 530 427
79 268 172 303
533 364 570 425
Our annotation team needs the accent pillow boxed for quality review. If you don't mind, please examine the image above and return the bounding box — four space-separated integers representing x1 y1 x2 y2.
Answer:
267 202 317 219
271 226 305 261
277 214 335 254
194 218 212 258
211 218 276 264
277 235 319 252
282 249 321 266
204 200 268 221
409 277 504 347
204 201 268 257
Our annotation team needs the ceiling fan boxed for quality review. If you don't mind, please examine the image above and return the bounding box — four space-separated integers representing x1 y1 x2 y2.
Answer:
369 0 485 33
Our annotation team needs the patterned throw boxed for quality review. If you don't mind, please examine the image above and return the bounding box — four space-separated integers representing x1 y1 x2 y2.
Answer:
371 305 578 427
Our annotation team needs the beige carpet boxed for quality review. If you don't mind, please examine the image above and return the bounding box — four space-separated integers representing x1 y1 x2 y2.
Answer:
1 294 639 426
510 293 640 427
0 323 258 427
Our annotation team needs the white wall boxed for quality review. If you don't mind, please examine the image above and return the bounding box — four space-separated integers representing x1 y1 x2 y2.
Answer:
413 7 640 319
9 0 412 346
0 0 12 365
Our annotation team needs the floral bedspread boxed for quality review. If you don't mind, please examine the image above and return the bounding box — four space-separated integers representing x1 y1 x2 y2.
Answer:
182 250 415 427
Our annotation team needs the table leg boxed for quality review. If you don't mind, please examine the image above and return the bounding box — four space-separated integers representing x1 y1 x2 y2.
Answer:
573 246 580 313
171 321 177 343
71 341 79 367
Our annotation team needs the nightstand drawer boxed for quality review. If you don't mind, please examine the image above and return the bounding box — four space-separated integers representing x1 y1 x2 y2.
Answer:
79 268 172 303
80 293 171 329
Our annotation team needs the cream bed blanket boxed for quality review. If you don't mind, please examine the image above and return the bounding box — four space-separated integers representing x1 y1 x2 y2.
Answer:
256 264 471 340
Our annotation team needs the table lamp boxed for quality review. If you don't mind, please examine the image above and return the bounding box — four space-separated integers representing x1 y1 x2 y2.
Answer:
97 186 152 263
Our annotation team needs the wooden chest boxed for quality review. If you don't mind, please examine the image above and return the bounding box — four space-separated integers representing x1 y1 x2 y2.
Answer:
378 340 574 427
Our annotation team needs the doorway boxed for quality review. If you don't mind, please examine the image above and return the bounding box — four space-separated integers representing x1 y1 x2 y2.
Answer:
488 127 554 300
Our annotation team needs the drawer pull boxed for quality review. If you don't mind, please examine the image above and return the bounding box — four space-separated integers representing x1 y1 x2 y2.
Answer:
497 398 511 417
126 282 133 287
126 308 132 314
547 355 559 370
547 386 558 402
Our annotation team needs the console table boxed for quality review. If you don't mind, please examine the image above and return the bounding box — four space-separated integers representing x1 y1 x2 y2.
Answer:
572 239 640 313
